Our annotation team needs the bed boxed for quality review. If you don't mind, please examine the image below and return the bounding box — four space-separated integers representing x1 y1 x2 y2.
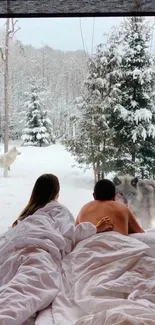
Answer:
36 229 155 325
0 209 155 325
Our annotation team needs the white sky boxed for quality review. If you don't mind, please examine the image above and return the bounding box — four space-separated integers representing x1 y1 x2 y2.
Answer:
0 17 122 52
0 17 155 53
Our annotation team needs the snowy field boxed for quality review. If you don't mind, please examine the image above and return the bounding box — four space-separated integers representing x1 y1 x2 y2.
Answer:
0 141 98 233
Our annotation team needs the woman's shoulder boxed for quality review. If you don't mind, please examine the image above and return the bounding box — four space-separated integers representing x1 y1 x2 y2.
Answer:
41 200 62 210
33 200 75 224
41 201 75 221
46 200 71 212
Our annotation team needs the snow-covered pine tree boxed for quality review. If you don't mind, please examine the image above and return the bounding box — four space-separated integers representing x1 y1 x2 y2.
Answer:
21 84 54 147
65 31 122 181
9 104 22 140
110 17 155 177
42 109 55 144
136 139 155 178
100 29 123 173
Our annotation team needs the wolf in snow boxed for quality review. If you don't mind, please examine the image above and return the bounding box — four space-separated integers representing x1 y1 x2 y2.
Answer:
0 146 21 172
113 175 155 229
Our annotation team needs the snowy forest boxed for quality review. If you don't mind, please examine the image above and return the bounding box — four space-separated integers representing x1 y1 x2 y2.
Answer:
1 17 155 180
0 19 87 146
65 17 155 181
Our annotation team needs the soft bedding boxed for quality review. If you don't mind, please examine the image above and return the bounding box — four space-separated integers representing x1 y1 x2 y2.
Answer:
0 201 96 325
1 200 155 325
36 230 155 325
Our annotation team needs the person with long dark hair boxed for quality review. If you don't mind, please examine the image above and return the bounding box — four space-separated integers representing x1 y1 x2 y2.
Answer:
12 173 60 227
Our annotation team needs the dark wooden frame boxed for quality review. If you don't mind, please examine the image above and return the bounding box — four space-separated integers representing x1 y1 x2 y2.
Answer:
0 0 155 17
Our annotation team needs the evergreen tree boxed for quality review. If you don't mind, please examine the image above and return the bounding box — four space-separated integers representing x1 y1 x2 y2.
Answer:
110 17 155 177
42 109 55 144
21 84 54 147
65 30 122 181
9 109 21 140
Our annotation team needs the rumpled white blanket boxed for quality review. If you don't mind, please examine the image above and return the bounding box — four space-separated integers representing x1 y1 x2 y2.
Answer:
36 230 155 325
0 201 96 325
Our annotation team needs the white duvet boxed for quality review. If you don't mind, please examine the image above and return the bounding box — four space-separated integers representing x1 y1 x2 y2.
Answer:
0 201 96 325
0 201 155 325
36 230 155 325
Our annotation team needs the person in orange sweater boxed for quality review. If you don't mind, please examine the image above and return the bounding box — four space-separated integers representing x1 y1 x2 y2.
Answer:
75 179 144 236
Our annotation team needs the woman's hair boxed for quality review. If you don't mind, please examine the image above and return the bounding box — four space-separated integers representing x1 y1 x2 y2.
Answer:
12 173 60 227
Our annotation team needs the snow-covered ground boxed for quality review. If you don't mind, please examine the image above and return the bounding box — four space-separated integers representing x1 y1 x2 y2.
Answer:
0 141 98 232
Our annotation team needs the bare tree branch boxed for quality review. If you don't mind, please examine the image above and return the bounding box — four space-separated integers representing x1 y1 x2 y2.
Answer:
11 27 21 38
8 18 20 37
13 19 18 27
0 47 4 61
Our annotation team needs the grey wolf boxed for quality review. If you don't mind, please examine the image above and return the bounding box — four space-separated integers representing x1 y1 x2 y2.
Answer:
0 146 21 171
113 175 155 229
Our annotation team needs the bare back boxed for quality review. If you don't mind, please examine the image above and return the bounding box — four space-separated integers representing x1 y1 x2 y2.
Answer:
75 200 144 236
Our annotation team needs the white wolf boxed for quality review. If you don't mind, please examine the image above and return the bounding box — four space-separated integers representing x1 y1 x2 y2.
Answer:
113 175 155 229
0 146 21 172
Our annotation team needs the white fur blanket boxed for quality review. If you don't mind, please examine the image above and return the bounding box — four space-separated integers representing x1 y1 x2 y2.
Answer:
36 231 155 325
0 201 96 325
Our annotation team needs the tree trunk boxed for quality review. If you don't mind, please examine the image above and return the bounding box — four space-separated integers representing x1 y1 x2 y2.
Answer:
4 18 10 178
141 168 144 179
93 166 97 184
101 164 104 179
97 162 105 180
131 151 135 162
73 123 76 138
131 150 136 176
96 162 101 181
